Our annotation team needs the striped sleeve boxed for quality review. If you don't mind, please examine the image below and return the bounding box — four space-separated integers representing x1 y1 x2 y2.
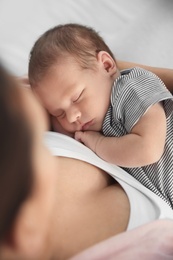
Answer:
112 67 173 133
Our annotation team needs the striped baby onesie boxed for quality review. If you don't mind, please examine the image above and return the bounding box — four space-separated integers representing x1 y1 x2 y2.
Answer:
102 67 173 209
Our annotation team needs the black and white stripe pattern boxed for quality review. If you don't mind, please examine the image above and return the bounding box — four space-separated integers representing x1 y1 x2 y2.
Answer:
102 67 173 209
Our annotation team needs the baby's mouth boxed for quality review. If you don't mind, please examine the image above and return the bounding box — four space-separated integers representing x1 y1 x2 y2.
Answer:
82 119 94 131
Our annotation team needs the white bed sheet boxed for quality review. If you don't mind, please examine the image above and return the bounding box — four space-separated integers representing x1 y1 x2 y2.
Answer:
0 0 172 76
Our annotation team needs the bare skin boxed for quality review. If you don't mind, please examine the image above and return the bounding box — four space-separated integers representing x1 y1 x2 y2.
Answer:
51 157 130 260
0 88 130 260
1 156 130 260
1 64 172 259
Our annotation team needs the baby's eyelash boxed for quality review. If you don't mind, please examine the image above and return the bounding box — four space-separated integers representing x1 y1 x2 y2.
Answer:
73 90 83 103
56 111 65 118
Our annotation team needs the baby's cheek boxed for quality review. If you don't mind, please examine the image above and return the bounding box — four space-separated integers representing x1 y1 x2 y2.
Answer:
50 116 62 132
50 116 74 137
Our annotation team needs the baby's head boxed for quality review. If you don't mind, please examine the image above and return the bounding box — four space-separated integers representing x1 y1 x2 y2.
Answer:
29 23 115 85
29 23 118 135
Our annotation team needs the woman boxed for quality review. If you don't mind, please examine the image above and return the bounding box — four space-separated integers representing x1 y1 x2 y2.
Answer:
1 62 173 260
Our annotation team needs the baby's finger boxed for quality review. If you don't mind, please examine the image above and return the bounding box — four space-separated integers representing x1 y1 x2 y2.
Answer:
75 131 83 142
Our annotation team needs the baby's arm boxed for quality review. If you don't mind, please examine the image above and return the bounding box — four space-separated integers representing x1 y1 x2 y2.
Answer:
75 102 166 167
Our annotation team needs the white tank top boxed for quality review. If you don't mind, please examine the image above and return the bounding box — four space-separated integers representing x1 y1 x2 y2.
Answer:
44 132 173 230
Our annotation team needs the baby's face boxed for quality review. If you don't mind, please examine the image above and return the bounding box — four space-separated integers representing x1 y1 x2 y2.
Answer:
34 56 113 135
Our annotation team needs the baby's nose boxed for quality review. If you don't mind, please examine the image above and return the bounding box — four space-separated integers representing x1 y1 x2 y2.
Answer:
66 109 81 123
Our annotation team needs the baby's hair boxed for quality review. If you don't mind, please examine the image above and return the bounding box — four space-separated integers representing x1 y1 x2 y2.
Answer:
29 23 115 86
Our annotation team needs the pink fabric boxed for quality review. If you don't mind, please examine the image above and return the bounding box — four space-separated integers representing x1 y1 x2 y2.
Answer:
70 219 173 260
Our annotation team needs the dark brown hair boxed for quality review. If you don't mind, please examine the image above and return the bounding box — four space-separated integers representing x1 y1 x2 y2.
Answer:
0 64 33 242
28 23 115 86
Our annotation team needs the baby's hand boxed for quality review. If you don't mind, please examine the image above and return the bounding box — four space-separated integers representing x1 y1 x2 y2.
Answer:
75 131 104 153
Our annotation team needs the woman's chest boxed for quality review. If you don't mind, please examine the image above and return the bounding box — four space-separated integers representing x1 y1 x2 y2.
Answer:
53 178 130 259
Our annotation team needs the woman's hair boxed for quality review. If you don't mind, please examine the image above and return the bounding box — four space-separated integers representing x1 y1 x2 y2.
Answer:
29 23 115 86
0 64 33 242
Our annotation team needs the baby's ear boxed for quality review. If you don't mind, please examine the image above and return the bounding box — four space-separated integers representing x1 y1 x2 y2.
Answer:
96 51 117 76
